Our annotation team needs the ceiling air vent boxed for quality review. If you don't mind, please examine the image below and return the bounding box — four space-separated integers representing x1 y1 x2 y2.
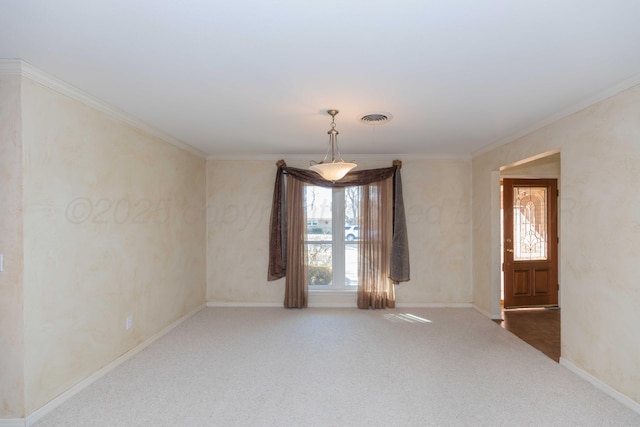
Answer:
360 112 393 125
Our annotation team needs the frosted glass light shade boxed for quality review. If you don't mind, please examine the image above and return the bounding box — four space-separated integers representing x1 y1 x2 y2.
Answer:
310 161 356 181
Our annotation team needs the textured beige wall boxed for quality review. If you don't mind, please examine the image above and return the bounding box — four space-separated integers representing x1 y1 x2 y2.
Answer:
0 76 25 417
207 160 283 304
206 158 472 305
472 85 640 404
398 159 472 304
20 78 207 413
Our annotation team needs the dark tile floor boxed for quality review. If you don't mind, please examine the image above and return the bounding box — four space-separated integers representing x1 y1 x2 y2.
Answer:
493 307 560 362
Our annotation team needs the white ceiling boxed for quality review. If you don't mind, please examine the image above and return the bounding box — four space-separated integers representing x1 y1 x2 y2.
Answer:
2 1 640 158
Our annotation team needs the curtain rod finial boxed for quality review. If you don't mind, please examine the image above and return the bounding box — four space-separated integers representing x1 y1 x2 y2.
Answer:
276 159 287 168
393 160 402 168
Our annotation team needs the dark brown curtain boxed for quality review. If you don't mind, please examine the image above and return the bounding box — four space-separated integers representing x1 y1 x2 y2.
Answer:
390 168 410 283
267 160 287 281
268 160 410 308
283 176 307 308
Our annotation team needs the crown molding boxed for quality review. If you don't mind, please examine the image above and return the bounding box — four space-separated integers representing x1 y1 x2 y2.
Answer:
472 71 640 158
0 59 207 159
206 152 471 161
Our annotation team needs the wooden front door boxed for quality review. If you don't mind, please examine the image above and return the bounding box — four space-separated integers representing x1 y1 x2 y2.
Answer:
503 179 558 308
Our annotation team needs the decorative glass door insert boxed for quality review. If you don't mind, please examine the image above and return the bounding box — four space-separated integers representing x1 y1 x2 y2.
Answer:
512 186 548 261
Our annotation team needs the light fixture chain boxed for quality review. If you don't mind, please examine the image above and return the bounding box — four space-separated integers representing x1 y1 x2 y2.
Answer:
309 108 356 181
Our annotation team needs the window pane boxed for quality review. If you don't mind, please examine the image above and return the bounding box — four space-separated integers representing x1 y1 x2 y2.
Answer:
307 243 332 285
305 186 332 240
345 243 359 286
344 187 360 241
513 186 548 260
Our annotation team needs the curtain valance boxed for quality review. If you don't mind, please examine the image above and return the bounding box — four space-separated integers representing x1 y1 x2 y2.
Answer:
277 160 398 188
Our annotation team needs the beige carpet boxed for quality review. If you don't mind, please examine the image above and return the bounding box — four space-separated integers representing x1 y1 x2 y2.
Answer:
35 307 640 426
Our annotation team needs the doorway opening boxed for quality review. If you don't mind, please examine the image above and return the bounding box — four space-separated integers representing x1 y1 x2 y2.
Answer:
494 152 561 362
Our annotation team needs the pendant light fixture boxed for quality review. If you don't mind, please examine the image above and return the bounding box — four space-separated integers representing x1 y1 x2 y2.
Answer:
309 109 356 181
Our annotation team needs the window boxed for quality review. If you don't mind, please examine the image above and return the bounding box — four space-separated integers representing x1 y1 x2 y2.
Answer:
304 185 361 289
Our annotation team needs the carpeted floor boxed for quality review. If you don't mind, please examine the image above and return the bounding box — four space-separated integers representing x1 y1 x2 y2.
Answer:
34 307 640 426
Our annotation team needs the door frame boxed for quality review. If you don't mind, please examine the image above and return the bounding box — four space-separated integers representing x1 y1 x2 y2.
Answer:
489 150 561 318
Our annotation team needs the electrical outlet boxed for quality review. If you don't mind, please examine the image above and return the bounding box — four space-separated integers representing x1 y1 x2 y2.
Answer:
126 315 133 331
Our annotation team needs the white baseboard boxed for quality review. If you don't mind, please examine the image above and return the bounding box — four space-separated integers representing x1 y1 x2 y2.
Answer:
0 419 25 427
206 301 281 307
24 304 205 426
397 302 473 308
206 301 474 309
308 302 355 308
472 304 503 319
560 357 640 415
207 301 356 308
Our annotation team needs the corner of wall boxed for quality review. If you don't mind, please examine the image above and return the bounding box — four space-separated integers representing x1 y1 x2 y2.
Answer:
0 70 26 419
